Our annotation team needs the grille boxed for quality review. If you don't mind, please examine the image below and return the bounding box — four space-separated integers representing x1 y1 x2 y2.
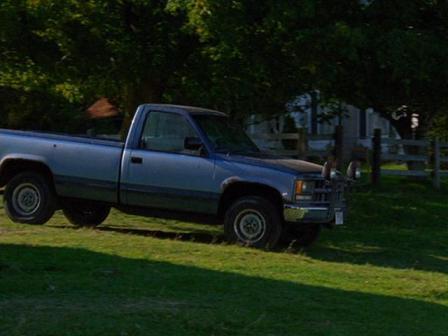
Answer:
313 180 330 202
312 180 344 203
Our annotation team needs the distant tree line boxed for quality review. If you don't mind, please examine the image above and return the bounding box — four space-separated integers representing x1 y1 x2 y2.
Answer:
1 0 447 138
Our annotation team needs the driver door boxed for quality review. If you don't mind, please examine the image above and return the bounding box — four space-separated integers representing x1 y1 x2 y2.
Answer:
122 111 218 214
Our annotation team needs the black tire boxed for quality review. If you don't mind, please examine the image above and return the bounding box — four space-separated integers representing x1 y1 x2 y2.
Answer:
224 196 282 249
62 200 110 227
285 223 321 248
4 172 56 225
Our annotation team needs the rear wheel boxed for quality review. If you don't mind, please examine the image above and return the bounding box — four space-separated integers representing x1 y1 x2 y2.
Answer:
62 200 110 227
224 196 282 249
4 172 56 224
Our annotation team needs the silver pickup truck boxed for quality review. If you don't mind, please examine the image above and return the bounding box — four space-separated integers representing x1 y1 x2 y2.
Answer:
0 104 359 248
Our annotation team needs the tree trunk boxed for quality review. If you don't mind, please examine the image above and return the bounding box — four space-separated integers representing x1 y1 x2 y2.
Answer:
120 81 164 136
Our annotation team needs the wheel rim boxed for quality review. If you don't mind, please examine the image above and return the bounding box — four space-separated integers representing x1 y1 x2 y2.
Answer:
234 209 267 244
11 183 41 217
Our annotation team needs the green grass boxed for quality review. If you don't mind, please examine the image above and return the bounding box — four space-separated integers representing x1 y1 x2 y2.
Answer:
1 177 448 336
379 162 408 170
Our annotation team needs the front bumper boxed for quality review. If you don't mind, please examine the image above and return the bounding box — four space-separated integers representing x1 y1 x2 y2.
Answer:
283 204 345 224
284 178 347 225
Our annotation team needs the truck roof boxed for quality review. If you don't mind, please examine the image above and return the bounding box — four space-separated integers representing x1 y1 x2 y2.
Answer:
141 104 227 117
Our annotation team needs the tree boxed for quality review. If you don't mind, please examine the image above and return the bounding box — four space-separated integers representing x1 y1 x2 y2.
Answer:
306 0 448 139
168 0 364 120
0 0 202 127
1 0 448 141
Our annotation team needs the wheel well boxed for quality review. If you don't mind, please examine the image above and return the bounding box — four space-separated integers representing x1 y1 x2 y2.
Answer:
0 160 55 188
218 182 283 218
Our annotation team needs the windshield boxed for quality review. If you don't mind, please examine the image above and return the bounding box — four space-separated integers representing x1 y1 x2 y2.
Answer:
193 115 260 154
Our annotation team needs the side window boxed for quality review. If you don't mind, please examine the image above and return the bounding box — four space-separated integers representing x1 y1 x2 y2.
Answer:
140 111 198 154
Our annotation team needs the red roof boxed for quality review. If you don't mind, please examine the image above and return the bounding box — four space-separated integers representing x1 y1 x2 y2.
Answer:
87 98 119 119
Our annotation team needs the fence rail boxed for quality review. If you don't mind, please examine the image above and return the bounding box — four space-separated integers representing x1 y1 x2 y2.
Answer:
250 126 344 169
380 169 430 177
371 130 447 188
251 134 334 141
250 127 448 189
381 154 428 162
381 138 430 147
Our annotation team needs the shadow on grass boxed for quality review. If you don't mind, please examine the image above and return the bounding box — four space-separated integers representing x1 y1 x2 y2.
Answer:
309 225 448 274
46 177 448 275
100 225 226 244
308 180 448 274
50 215 448 275
1 244 447 336
51 225 226 245
98 223 448 275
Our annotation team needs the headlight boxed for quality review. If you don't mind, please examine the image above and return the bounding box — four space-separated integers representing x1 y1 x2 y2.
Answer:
295 180 314 201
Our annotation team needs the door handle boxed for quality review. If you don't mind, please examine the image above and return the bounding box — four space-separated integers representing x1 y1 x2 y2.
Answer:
131 157 143 164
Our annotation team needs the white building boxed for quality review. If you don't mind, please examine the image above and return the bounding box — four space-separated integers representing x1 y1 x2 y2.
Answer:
247 93 399 159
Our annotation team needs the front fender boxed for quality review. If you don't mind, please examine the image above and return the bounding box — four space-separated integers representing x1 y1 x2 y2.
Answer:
220 176 290 202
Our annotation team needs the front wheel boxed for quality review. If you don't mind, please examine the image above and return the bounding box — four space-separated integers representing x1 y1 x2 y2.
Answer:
4 172 56 225
224 196 282 249
62 200 110 227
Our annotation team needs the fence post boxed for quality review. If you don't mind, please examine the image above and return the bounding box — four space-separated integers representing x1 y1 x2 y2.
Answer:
433 138 441 189
334 125 344 171
296 128 308 159
372 128 382 185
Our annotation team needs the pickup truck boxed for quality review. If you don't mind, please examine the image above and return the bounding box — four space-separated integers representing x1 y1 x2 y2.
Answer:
0 104 359 248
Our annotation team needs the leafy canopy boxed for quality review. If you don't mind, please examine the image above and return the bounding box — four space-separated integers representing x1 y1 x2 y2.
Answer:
1 0 447 137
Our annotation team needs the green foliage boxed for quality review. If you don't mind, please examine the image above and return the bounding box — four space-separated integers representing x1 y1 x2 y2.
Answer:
0 0 200 127
0 87 85 131
427 106 448 141
310 0 448 137
1 0 448 136
167 0 312 117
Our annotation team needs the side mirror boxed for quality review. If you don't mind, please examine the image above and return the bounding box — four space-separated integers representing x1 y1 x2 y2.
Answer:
322 161 337 180
346 161 361 180
184 137 203 151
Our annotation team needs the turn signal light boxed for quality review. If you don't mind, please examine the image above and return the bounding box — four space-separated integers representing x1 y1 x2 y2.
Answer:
295 180 305 194
295 180 314 202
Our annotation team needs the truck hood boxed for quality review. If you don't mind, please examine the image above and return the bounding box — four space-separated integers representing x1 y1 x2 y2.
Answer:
217 152 323 175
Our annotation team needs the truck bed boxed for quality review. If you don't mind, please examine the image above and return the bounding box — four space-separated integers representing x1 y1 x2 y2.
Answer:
0 129 124 147
0 129 124 203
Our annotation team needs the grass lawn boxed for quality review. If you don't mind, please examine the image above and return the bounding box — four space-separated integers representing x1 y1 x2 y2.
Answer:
1 177 447 336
